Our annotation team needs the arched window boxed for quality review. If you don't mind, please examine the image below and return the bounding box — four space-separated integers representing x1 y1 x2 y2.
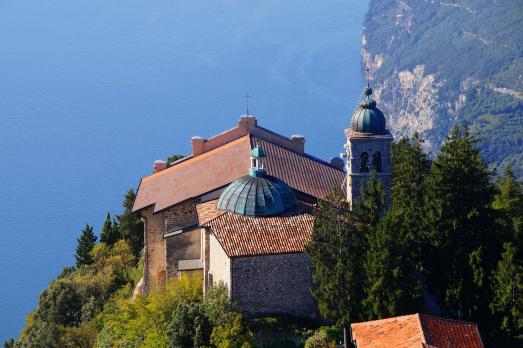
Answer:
372 152 382 172
360 152 369 173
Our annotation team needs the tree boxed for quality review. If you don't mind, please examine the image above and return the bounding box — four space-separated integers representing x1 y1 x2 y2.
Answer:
489 167 523 345
166 154 185 164
305 187 366 348
362 136 430 319
166 301 209 348
118 189 144 257
490 242 523 345
99 213 120 246
389 134 432 266
75 224 97 268
424 126 497 323
493 166 523 252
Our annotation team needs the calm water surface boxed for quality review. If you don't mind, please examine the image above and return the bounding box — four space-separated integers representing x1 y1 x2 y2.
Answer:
0 0 368 340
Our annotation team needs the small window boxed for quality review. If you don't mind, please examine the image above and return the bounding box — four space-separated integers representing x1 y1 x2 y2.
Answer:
372 152 382 172
360 152 369 173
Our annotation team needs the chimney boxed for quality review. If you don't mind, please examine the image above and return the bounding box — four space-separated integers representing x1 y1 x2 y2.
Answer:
290 134 305 153
191 136 205 156
238 115 257 132
153 160 167 174
330 157 344 171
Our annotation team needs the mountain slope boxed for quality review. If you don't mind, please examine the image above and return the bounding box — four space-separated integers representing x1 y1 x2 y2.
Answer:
362 0 523 176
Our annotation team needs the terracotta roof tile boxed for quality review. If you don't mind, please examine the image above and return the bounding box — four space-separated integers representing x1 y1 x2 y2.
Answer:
419 314 484 348
196 200 227 225
200 200 314 257
351 314 425 348
253 137 344 199
351 314 484 348
133 136 251 212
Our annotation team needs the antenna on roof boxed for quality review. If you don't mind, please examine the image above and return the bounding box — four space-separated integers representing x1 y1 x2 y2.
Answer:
243 92 253 115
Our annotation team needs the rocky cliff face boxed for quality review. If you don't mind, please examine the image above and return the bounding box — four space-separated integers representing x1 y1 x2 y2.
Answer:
362 0 523 175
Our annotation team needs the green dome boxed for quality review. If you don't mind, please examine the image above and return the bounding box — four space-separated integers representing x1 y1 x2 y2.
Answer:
351 87 387 135
217 175 298 216
250 145 266 158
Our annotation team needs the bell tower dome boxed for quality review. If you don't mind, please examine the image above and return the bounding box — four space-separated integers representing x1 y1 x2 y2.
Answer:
344 84 393 206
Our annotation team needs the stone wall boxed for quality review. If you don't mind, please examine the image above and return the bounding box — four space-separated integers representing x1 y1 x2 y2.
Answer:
142 207 167 291
165 200 198 233
231 253 317 319
166 227 202 277
207 233 231 293
345 132 393 206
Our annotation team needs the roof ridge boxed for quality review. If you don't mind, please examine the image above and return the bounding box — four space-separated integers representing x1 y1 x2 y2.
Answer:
201 210 230 227
416 313 428 344
352 313 419 326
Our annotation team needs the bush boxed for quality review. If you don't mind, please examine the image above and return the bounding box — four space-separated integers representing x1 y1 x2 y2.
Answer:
304 326 340 348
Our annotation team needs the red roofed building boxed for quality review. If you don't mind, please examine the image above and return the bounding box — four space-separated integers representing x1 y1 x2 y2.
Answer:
132 82 395 318
132 114 344 318
351 314 485 348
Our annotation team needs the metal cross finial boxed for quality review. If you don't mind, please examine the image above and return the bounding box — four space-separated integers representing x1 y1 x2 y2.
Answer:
243 92 253 115
365 67 371 88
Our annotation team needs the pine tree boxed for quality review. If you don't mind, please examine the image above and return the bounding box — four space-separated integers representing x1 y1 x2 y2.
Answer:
489 166 523 345
75 224 97 267
362 136 430 319
99 212 119 246
118 189 144 257
424 126 496 323
305 187 366 348
490 242 523 345
493 166 523 252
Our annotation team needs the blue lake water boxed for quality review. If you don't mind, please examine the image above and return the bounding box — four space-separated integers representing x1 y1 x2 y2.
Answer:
0 0 368 340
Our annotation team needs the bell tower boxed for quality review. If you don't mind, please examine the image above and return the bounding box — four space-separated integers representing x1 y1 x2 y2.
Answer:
344 84 393 206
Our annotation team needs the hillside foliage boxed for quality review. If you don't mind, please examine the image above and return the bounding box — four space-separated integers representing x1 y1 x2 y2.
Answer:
365 0 523 177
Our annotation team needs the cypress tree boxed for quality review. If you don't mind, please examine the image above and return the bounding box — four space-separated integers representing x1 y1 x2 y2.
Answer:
424 126 496 323
100 212 119 246
305 187 366 348
119 189 144 257
75 224 97 267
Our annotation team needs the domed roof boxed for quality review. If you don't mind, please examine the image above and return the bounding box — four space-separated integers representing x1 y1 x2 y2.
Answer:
351 86 387 135
217 174 298 216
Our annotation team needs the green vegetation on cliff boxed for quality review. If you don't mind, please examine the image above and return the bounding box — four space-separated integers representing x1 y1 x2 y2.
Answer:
363 0 523 177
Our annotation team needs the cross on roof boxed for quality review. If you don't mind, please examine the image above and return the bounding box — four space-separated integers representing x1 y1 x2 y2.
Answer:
243 92 253 115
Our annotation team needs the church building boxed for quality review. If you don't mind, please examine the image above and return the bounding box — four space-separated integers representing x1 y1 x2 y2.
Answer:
132 85 392 318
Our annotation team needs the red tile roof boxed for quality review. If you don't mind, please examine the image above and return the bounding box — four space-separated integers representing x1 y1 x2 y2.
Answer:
133 136 252 213
351 314 484 348
252 137 345 199
351 314 425 348
133 124 344 213
199 200 314 257
419 315 484 348
196 200 227 225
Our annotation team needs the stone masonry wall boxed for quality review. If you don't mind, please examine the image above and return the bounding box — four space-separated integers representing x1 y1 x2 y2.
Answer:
166 228 202 278
142 207 166 291
346 134 393 206
231 253 317 319
164 200 201 278
165 200 198 233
